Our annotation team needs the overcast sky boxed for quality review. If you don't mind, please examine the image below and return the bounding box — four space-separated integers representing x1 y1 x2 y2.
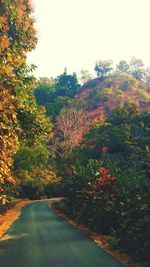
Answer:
27 0 150 78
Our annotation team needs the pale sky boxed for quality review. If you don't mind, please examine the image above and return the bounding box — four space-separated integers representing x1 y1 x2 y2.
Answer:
27 0 150 79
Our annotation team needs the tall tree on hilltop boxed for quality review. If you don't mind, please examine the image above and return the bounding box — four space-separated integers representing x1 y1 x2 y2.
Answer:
56 69 80 98
94 60 113 80
80 69 93 84
116 60 130 74
129 57 145 80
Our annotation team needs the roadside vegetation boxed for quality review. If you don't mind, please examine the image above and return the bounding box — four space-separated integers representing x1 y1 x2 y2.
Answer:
0 0 150 265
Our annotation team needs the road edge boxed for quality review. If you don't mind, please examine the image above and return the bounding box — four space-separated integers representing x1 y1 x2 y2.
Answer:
49 204 145 267
0 200 31 238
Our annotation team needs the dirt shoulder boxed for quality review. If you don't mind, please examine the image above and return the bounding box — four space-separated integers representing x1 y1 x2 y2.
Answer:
49 204 146 267
0 198 64 239
0 200 31 238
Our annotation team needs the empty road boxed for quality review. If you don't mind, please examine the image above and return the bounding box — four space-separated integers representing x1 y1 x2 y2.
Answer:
0 200 124 267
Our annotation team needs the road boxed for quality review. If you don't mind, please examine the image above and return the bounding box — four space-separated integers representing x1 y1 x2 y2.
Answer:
0 200 124 267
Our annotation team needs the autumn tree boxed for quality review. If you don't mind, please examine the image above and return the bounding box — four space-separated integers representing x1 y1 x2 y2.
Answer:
0 0 40 205
53 107 90 157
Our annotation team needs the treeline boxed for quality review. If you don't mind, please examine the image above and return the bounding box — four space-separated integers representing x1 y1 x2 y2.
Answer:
94 58 150 82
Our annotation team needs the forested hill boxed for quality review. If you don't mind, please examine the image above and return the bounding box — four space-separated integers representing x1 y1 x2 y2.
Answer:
33 64 150 155
76 74 150 123
34 60 150 129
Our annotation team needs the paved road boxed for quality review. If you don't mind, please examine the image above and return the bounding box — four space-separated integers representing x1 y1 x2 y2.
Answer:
0 200 124 267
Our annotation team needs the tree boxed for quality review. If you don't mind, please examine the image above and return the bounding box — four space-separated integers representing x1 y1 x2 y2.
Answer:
13 145 49 173
53 107 90 157
17 103 52 146
34 77 69 118
34 77 56 106
0 0 43 206
129 57 145 80
94 60 113 79
34 71 80 119
56 69 80 98
116 60 130 74
80 69 93 84
143 67 150 86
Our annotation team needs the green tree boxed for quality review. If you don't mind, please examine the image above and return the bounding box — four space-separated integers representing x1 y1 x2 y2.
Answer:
116 60 130 74
34 77 56 106
34 71 80 119
94 60 113 79
56 69 80 98
13 145 49 173
34 77 70 118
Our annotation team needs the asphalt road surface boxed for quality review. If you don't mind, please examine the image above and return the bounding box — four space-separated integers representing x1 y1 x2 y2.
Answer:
0 200 124 267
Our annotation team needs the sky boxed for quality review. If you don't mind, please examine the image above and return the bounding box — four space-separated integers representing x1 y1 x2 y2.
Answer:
27 0 150 79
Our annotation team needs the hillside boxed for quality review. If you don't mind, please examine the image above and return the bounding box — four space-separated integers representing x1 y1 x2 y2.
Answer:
76 74 150 123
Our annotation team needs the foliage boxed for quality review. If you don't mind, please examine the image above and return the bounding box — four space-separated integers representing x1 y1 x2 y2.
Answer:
94 60 113 79
0 0 37 205
34 77 62 118
20 178 45 200
76 167 118 234
53 107 90 157
80 69 93 84
55 105 150 262
76 72 150 124
1 16 150 264
116 57 150 83
129 57 145 80
56 69 80 98
17 102 52 145
34 70 80 119
116 60 130 74
17 167 61 200
13 145 49 173
116 170 150 261
0 0 52 208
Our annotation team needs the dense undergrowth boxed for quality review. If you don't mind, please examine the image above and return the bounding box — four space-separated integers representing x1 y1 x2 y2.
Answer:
53 106 150 263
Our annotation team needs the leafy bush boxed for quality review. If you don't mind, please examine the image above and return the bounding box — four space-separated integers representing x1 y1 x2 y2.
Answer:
17 167 61 199
116 170 150 261
13 144 49 173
